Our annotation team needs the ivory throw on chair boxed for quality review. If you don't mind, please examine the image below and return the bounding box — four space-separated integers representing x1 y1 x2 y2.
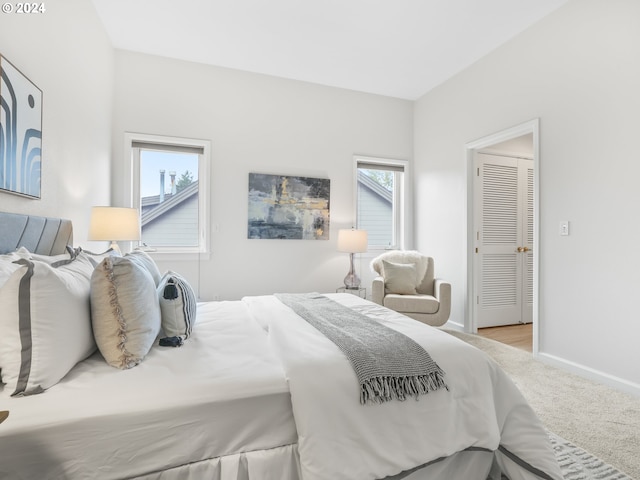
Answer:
371 250 451 326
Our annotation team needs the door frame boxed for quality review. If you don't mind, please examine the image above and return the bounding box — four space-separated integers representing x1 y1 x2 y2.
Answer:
464 119 540 355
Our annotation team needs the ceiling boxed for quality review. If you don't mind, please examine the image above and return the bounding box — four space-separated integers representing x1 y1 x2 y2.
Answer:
91 0 568 100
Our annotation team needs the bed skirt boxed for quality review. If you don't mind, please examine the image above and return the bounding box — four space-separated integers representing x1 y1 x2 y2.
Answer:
133 444 301 480
132 444 503 480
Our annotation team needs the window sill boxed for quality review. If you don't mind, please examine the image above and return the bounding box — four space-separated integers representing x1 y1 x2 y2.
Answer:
135 249 211 262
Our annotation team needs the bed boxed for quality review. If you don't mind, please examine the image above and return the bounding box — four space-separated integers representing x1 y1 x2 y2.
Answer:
0 212 563 480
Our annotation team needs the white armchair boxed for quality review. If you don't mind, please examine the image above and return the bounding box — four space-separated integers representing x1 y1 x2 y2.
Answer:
370 250 451 327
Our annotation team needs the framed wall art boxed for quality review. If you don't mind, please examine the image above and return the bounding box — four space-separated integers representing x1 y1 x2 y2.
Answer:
0 54 43 199
248 173 330 240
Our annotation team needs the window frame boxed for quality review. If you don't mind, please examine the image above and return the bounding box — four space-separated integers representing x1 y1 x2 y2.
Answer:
124 132 211 259
353 155 409 251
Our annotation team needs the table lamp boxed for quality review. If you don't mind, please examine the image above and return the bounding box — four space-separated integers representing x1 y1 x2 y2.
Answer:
337 228 368 289
88 206 141 254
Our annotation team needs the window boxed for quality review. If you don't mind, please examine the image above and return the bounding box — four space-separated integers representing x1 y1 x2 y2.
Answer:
354 156 408 250
125 133 210 255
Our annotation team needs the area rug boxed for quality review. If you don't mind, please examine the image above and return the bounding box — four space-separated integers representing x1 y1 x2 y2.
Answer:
548 432 633 480
443 329 639 480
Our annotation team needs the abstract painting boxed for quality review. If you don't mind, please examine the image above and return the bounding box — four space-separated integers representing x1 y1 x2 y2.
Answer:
0 55 42 198
248 173 330 240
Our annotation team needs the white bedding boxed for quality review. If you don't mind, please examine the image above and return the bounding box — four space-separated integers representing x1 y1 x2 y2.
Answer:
1 293 562 480
0 301 297 480
243 293 563 480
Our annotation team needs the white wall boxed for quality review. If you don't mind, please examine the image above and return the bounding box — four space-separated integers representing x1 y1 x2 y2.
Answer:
0 0 114 241
111 50 413 300
414 0 640 392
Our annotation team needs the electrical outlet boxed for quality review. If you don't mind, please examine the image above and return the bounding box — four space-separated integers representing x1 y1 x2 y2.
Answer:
560 221 570 236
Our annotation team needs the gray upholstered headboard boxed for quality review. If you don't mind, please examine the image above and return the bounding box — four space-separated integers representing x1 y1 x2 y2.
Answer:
0 212 73 255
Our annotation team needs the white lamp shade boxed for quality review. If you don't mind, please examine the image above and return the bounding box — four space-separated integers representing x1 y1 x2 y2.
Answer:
337 229 368 253
88 207 141 241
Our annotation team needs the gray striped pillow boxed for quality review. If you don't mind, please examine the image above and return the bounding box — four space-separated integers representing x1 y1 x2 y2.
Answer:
0 255 96 396
157 271 197 339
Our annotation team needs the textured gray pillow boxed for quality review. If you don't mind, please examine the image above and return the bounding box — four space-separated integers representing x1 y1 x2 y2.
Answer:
90 256 161 369
157 271 197 339
124 250 162 286
382 260 418 295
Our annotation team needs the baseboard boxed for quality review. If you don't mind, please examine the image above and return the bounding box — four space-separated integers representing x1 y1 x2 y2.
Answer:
443 320 465 332
537 352 640 398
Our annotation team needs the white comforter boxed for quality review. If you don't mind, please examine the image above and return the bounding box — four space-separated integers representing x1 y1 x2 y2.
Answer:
0 301 297 480
243 293 562 480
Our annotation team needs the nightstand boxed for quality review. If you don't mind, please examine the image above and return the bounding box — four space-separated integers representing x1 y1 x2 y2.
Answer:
336 286 367 299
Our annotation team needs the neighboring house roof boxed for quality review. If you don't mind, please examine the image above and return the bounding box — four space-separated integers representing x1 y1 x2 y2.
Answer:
357 170 392 204
141 180 198 227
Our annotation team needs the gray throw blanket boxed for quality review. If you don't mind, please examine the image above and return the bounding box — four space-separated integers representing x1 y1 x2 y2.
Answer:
275 293 447 404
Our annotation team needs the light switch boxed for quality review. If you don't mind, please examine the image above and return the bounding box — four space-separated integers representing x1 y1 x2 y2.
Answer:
560 221 570 236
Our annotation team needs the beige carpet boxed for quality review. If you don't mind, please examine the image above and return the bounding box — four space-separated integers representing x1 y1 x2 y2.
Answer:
444 329 640 480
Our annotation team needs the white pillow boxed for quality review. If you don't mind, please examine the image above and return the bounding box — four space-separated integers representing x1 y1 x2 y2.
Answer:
30 250 74 265
11 246 74 265
0 251 22 289
90 256 161 369
382 260 419 295
0 255 96 396
158 271 197 339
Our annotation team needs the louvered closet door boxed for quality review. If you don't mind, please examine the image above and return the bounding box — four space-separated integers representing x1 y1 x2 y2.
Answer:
522 163 534 324
475 154 533 328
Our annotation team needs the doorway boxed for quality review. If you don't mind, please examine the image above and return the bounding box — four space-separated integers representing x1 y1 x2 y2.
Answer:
477 323 533 352
465 120 539 354
474 152 533 328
